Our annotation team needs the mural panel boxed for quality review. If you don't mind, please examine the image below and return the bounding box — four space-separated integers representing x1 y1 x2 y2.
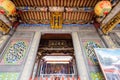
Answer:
94 48 120 80
82 39 105 80
0 39 30 65
0 72 19 80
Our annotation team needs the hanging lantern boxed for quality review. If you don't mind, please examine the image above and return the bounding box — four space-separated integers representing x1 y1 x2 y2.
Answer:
0 0 16 15
94 1 112 16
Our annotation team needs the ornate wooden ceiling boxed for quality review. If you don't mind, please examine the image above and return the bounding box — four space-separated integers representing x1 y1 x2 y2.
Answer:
12 0 100 7
12 0 101 24
18 12 93 24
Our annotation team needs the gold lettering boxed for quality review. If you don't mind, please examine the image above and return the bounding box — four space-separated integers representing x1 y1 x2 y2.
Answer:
0 20 10 34
102 12 120 34
50 12 62 29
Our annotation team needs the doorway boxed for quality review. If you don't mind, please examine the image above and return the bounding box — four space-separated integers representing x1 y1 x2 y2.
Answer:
30 33 77 80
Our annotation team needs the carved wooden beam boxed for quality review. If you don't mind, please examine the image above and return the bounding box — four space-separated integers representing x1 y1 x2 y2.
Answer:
16 7 93 12
101 12 120 34
0 19 10 34
101 1 120 25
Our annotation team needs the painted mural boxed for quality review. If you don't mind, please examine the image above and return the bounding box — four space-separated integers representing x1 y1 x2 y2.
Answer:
0 72 19 80
82 39 104 80
90 72 104 80
0 39 30 65
94 48 120 80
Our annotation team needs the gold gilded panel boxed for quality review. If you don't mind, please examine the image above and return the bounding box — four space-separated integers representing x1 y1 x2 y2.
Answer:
50 12 62 29
0 20 10 34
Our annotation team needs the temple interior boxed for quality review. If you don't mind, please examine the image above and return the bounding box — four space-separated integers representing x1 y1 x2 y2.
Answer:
0 0 120 80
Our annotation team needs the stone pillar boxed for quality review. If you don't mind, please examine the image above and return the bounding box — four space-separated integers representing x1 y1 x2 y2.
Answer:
72 32 89 80
20 31 41 80
0 14 12 28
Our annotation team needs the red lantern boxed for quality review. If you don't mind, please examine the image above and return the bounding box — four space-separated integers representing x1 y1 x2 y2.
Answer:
0 0 16 15
94 1 112 16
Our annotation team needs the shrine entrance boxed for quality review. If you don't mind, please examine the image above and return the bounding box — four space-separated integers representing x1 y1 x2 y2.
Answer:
31 33 77 80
